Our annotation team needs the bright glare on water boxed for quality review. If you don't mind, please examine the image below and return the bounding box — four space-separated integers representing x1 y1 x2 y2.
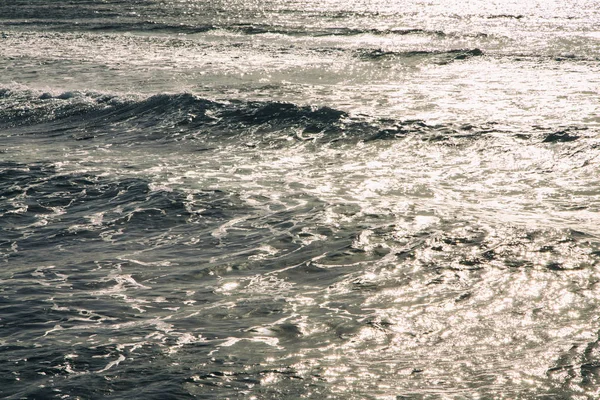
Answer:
1 0 600 399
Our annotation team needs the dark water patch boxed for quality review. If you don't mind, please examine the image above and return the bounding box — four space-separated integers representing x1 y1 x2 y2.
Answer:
1 345 195 399
487 14 525 20
549 333 600 392
543 130 580 143
545 261 582 271
0 162 255 265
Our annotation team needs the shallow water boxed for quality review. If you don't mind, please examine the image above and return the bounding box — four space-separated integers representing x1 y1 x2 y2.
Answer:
1 1 600 399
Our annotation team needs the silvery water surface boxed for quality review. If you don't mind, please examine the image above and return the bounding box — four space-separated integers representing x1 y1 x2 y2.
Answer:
1 0 600 398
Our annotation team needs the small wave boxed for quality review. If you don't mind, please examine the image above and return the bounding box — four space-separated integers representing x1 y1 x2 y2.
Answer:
507 53 600 63
228 24 447 37
357 48 484 64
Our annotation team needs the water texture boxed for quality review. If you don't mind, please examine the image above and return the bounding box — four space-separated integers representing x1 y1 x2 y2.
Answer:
1 1 600 399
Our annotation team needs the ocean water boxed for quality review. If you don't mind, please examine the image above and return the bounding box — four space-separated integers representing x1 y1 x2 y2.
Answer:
1 1 600 398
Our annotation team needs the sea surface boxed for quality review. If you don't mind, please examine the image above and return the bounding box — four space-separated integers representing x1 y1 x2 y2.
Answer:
1 1 600 399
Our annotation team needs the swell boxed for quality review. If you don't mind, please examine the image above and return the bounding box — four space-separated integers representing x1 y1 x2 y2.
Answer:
0 18 453 38
0 88 592 146
0 89 347 128
0 89 349 143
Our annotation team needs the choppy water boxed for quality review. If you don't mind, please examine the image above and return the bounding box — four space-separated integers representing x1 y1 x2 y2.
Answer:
1 1 600 399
